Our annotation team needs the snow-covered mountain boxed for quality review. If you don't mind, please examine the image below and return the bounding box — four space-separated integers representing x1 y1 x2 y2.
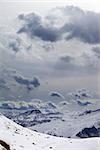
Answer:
0 90 100 138
0 114 99 150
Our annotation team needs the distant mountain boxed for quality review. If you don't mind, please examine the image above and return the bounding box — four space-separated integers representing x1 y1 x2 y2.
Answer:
0 114 99 150
1 92 100 138
76 126 100 138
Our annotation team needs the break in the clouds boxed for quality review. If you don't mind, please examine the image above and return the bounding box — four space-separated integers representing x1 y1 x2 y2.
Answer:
18 6 100 44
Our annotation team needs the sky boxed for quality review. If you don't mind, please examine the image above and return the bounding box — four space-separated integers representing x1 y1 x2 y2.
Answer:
0 0 100 100
0 0 100 18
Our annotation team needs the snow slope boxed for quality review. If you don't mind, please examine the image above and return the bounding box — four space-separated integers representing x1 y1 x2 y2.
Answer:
0 114 99 150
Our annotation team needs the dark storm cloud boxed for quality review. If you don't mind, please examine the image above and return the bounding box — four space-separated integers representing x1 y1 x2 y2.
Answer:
62 11 100 44
92 47 100 58
14 75 40 88
60 6 100 44
18 13 61 42
0 79 9 90
18 6 100 44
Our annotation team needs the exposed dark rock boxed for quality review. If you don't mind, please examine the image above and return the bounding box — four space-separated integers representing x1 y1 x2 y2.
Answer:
79 109 100 116
76 126 100 138
77 101 91 106
0 140 10 150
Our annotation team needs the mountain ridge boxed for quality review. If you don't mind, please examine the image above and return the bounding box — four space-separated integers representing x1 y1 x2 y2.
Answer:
0 114 99 150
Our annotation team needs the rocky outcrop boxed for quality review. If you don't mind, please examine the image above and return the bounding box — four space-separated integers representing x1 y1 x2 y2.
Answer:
76 126 100 138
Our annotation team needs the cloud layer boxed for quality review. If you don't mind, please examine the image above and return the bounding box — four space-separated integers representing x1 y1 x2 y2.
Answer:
18 13 60 42
18 6 100 44
0 5 100 100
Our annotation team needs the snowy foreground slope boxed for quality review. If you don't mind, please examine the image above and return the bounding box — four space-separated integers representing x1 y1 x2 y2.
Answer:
0 114 99 150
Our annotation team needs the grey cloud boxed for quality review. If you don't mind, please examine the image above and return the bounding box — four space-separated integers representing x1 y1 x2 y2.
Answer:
18 13 41 25
60 55 74 63
32 26 60 42
54 53 99 75
49 91 65 99
9 38 21 53
61 6 100 44
61 6 84 16
18 6 100 44
63 21 100 44
79 52 99 74
57 55 76 70
8 36 32 53
18 25 60 42
92 47 100 58
42 43 54 52
18 14 25 20
18 13 60 42
0 79 9 90
14 75 40 89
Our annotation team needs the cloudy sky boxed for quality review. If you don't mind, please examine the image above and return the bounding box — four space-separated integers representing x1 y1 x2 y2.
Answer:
0 0 100 19
0 0 100 98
